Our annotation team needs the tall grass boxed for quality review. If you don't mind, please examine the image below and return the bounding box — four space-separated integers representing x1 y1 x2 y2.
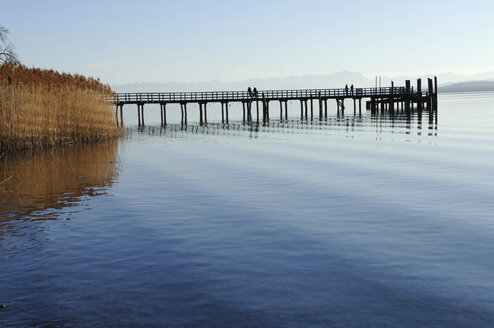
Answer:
0 62 121 152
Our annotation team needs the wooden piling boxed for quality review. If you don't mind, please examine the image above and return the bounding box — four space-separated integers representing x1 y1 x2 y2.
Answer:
142 104 145 125
310 99 313 119
180 104 184 125
433 76 438 110
243 102 246 122
247 101 252 122
183 103 187 125
427 78 434 111
160 103 163 126
119 104 123 126
417 79 422 111
221 102 224 123
137 104 140 126
318 95 323 119
225 102 229 123
256 100 259 123
199 103 203 124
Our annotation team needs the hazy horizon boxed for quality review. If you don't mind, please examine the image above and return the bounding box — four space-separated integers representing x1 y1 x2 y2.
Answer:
4 0 494 85
111 70 494 93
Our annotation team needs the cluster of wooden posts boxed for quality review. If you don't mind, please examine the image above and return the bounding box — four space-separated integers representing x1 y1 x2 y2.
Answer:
367 77 438 114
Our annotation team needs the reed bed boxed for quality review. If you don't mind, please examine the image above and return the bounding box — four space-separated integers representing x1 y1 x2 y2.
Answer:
0 62 121 152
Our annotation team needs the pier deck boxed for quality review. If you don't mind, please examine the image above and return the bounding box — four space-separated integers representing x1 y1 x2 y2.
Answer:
112 78 438 126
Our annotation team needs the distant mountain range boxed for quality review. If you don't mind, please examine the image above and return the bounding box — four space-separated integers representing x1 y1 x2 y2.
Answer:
439 81 494 93
112 71 373 93
112 71 494 93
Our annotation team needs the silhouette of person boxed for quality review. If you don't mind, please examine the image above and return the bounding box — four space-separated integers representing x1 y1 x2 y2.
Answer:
253 87 258 98
248 87 252 97
345 84 348 96
350 84 354 95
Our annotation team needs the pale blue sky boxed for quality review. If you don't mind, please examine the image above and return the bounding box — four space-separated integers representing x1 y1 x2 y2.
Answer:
2 0 494 84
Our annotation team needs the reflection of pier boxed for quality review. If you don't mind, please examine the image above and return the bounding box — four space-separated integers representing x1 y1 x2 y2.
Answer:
129 108 437 139
113 78 438 127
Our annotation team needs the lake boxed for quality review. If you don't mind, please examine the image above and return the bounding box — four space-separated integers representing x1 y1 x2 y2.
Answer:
1 93 494 327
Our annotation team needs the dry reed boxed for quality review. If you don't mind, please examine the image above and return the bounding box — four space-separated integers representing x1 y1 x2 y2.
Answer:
0 62 121 152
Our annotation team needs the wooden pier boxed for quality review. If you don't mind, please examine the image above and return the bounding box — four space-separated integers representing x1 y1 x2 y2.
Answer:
112 77 438 126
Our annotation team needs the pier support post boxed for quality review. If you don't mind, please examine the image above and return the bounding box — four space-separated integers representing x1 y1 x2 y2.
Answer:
427 78 434 111
256 100 259 123
180 103 187 125
324 99 328 118
417 78 422 111
262 100 269 122
318 94 322 119
137 103 144 126
116 104 124 127
371 97 376 113
160 103 163 126
119 104 123 127
262 101 269 122
247 101 252 122
221 102 225 123
336 99 345 114
263 101 266 122
285 101 288 120
137 104 141 126
180 105 183 125
310 99 313 119
225 102 229 123
243 102 246 122
141 104 145 126
160 103 166 126
433 76 438 111
319 97 322 120
300 100 304 120
204 103 207 123
280 101 283 120
199 103 203 124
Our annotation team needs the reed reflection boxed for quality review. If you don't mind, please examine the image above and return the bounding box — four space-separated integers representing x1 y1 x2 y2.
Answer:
0 140 119 254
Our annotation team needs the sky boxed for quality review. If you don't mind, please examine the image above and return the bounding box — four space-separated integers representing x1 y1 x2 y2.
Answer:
2 0 494 85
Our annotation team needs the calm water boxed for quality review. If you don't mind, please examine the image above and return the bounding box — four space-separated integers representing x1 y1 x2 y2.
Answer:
1 93 494 327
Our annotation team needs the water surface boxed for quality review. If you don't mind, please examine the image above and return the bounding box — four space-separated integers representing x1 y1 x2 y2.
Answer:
1 93 494 327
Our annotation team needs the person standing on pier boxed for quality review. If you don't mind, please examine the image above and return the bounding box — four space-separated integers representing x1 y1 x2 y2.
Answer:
248 87 252 97
351 84 354 95
253 87 258 98
345 84 349 96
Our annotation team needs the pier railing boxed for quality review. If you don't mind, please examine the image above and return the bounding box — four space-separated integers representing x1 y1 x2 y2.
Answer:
112 86 419 104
